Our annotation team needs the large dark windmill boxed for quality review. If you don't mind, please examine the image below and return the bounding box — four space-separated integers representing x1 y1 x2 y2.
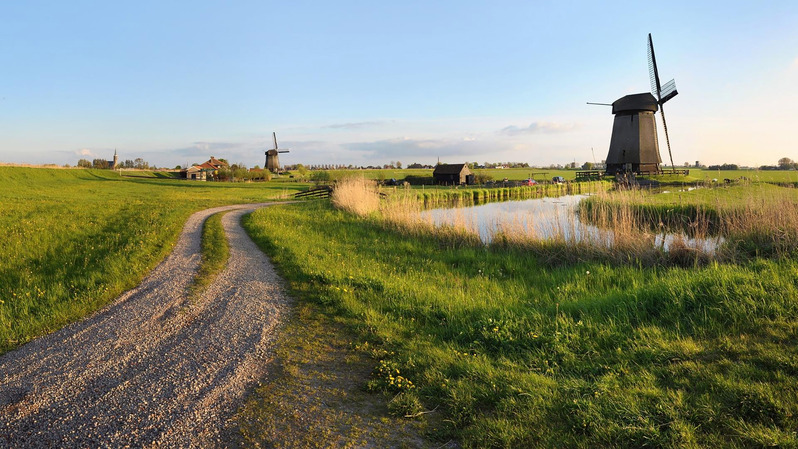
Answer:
593 33 679 175
265 132 289 173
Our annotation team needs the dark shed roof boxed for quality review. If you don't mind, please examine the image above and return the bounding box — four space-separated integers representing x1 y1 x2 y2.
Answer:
612 93 658 114
433 163 467 175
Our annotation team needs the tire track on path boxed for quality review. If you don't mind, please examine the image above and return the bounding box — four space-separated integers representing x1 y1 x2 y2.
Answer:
0 202 292 448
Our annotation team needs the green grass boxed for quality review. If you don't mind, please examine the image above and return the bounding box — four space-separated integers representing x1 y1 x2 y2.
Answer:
243 200 798 448
0 166 306 354
190 212 229 295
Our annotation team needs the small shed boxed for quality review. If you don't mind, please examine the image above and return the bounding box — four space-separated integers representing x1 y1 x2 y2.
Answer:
183 165 207 181
433 163 473 185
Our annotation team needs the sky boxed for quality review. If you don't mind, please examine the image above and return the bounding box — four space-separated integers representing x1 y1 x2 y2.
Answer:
1 1 797 169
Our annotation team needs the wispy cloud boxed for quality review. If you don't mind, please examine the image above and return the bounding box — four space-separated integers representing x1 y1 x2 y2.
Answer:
499 121 578 136
76 148 94 157
344 137 489 159
325 121 386 130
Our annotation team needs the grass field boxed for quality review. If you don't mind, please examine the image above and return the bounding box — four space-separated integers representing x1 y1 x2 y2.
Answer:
6 165 798 446
243 185 798 447
0 167 304 354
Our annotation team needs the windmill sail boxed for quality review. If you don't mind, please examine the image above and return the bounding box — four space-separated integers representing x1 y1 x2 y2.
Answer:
647 33 677 170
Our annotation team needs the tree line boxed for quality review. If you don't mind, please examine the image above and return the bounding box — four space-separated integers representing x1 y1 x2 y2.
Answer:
76 158 154 169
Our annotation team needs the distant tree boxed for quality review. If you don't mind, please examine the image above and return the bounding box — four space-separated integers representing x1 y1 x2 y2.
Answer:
174 165 182 169
133 158 149 169
310 170 331 184
407 162 423 169
396 161 402 169
708 163 739 170
778 157 794 169
77 158 92 168
295 164 308 179
475 172 493 184
92 159 109 169
581 162 594 170
231 163 248 181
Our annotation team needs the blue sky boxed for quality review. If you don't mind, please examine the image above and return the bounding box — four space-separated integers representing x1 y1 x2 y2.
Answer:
1 1 797 168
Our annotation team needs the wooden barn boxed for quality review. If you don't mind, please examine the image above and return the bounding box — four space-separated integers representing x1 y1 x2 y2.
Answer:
433 163 473 185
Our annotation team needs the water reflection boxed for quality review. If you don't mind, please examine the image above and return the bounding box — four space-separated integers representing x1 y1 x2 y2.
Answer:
419 194 722 252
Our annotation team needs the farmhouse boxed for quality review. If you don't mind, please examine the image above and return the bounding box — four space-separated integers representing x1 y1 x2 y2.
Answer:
433 163 473 185
183 165 207 181
180 157 228 180
197 157 228 171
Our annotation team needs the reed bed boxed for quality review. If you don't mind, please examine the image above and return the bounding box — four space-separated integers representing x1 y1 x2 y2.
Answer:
331 177 380 217
582 184 798 262
404 181 610 208
333 179 798 267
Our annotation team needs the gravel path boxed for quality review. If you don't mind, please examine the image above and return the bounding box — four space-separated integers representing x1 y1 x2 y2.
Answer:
0 203 292 448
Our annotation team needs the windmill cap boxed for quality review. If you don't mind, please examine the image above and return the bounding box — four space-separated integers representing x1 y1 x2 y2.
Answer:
612 93 658 114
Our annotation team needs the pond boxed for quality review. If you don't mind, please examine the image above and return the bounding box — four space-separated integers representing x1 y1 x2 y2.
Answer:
418 194 722 253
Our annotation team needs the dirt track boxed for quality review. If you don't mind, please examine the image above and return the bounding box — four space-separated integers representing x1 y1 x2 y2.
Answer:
0 203 290 448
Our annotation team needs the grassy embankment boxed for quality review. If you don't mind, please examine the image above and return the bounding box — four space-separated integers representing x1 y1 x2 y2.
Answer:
241 180 798 447
0 167 304 354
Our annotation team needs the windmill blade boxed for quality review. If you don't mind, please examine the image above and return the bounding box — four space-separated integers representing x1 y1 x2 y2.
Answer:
272 132 279 150
278 150 289 154
660 103 675 171
660 78 678 104
647 33 662 100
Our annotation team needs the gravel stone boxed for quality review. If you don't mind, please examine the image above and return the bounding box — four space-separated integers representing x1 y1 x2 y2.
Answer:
0 203 291 448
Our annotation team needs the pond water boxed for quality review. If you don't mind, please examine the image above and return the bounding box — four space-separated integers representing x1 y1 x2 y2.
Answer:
419 194 722 252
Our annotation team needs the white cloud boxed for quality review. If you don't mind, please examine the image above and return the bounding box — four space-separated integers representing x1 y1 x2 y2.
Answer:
325 121 387 130
76 148 94 157
499 121 579 136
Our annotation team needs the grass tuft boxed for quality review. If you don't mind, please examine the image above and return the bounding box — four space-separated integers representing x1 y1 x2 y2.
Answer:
190 212 229 295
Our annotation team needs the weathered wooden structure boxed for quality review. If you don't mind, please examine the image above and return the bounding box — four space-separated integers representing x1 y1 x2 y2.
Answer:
604 93 662 175
433 163 473 185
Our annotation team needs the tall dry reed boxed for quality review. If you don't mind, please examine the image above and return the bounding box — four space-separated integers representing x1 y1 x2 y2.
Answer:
331 177 381 217
379 195 482 247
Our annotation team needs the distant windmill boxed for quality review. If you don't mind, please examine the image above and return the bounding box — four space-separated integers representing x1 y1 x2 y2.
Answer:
265 132 290 173
589 33 679 175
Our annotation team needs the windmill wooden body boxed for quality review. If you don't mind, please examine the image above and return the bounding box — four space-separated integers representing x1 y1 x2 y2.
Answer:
598 34 679 176
266 132 289 173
